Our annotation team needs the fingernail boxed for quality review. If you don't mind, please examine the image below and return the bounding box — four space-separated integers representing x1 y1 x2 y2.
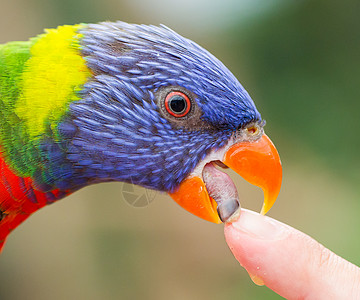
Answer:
230 209 286 240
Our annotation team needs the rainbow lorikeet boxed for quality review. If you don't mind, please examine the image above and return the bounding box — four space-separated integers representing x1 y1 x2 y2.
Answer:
0 21 282 251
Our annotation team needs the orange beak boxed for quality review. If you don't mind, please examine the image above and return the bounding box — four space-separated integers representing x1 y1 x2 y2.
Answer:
168 134 282 223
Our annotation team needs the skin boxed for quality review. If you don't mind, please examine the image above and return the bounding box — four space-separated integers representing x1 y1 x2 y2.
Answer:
224 209 360 299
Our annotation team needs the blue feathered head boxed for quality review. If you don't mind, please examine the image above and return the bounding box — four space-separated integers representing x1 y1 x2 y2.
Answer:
55 21 281 223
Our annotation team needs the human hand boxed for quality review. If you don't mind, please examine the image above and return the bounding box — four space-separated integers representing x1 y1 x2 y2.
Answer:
224 209 360 299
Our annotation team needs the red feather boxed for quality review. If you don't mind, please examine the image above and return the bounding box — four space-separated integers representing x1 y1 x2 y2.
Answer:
0 149 70 251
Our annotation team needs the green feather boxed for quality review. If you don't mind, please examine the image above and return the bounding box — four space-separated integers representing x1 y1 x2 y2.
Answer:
0 40 39 176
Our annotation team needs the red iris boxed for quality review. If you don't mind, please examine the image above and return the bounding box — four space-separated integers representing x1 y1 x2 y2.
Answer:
164 91 191 117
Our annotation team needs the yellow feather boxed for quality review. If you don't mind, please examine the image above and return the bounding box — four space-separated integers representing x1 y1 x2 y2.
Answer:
15 24 92 138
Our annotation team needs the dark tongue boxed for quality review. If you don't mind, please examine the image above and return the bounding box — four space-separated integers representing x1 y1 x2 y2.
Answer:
202 163 240 222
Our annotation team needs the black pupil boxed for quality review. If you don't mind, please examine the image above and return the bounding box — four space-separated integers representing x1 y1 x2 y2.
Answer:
169 95 186 114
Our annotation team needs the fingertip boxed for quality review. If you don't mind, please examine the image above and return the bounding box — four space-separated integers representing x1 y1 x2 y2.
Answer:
224 209 289 290
224 209 360 299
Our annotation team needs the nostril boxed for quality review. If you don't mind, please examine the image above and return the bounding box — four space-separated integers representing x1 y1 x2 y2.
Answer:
247 126 259 135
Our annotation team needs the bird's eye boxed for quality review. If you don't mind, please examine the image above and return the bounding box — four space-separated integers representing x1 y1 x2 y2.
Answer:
165 91 191 117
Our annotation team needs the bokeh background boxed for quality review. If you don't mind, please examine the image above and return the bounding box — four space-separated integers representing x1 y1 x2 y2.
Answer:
0 0 359 299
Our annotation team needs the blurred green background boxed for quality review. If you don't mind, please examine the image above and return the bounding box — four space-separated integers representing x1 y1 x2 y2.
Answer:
0 0 359 299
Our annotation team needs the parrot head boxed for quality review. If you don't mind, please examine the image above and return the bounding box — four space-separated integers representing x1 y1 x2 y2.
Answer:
51 21 282 223
32 21 282 224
